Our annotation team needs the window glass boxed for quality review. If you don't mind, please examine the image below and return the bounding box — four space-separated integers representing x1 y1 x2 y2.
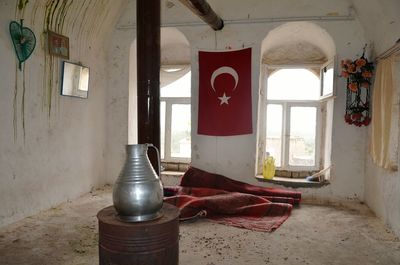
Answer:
289 106 317 166
322 63 334 96
266 104 282 167
161 71 191 97
267 69 320 100
171 104 191 158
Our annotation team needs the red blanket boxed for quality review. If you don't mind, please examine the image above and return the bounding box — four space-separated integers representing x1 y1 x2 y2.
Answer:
164 167 301 232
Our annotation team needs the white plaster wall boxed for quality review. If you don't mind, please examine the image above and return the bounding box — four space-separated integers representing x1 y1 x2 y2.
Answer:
365 159 400 237
349 0 400 238
350 0 400 55
106 29 134 184
107 0 370 203
364 61 400 237
0 0 124 227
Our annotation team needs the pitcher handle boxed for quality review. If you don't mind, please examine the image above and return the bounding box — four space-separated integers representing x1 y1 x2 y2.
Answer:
147 143 161 177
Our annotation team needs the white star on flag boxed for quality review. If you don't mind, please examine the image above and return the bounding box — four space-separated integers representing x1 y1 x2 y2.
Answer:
218 93 231 105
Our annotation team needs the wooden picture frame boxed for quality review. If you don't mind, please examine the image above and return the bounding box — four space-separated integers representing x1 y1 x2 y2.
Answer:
47 30 69 59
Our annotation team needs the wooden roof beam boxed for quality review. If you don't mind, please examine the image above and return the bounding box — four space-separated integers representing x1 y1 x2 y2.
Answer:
178 0 224 31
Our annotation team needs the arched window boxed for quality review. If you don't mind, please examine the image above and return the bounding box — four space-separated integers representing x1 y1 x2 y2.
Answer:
259 22 336 180
158 28 191 164
130 28 191 165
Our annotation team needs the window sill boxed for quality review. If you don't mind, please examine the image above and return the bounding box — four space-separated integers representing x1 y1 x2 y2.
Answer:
160 171 183 186
161 161 190 172
161 171 183 177
255 175 330 188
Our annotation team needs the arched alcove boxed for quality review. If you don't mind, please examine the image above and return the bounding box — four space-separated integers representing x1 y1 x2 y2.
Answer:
257 22 336 178
261 22 336 65
128 28 190 149
160 28 190 65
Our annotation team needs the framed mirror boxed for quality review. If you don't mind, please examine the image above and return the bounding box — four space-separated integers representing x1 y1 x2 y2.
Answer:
61 61 89 99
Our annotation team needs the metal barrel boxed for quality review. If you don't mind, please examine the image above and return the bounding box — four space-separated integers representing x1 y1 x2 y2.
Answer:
98 204 179 265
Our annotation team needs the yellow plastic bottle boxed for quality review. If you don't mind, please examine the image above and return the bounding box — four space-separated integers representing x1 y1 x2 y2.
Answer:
263 154 276 180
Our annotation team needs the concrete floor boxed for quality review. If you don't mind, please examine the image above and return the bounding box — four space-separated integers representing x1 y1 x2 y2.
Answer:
0 186 399 265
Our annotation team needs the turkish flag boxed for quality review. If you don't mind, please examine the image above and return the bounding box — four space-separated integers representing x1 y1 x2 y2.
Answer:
198 48 252 136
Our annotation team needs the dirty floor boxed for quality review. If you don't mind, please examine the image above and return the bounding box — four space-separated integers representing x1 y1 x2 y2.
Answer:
0 186 399 265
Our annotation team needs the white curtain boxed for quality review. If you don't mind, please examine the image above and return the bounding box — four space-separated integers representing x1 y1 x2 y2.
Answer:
370 55 397 170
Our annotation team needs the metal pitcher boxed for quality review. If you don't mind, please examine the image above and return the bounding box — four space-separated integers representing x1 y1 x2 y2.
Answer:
113 144 163 222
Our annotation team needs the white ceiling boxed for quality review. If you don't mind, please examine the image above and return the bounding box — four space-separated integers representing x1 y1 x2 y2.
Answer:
115 0 400 55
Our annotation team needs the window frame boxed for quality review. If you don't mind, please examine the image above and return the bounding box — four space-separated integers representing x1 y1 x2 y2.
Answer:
264 67 323 172
160 97 191 163
320 58 336 100
266 100 322 171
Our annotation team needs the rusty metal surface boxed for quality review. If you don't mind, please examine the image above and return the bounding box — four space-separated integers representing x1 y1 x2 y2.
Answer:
98 204 180 265
136 0 161 174
178 0 224 30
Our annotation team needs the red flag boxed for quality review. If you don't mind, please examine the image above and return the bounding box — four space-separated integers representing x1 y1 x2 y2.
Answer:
198 48 252 136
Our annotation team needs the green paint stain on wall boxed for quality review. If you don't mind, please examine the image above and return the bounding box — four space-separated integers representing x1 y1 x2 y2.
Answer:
12 0 33 141
9 0 123 140
18 0 29 10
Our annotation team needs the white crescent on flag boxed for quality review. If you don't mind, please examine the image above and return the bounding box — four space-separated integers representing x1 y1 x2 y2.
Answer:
210 66 239 92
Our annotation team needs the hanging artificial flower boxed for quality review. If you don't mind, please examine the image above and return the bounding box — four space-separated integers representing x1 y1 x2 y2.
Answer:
340 46 374 127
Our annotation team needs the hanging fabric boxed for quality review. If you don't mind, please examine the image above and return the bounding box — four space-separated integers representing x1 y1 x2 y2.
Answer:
369 55 397 170
198 47 252 136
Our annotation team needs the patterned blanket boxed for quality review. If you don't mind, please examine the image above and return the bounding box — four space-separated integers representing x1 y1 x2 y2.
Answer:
164 167 301 232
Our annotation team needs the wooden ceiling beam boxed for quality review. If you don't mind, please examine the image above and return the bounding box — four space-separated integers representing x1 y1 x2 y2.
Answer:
178 0 224 31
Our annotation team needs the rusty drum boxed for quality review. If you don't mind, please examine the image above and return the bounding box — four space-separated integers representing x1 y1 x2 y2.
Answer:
97 204 179 265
